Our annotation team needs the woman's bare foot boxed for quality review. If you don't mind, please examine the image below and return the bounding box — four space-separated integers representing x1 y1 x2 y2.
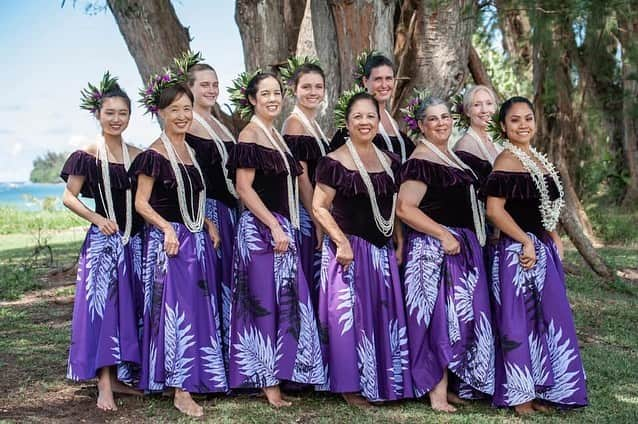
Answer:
110 379 142 396
447 392 468 406
263 386 292 408
342 393 372 408
532 401 551 412
174 389 204 417
96 368 117 411
514 401 536 415
428 373 456 413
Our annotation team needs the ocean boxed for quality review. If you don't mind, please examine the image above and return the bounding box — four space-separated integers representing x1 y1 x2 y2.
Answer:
0 182 94 211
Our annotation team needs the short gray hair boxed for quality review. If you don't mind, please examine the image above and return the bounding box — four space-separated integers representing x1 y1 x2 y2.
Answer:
415 96 448 120
462 85 496 117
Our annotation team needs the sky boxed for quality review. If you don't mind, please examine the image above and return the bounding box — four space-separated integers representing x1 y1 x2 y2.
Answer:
0 0 244 182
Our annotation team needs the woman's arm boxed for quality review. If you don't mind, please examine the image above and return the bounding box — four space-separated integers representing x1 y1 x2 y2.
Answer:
62 175 118 235
312 182 353 268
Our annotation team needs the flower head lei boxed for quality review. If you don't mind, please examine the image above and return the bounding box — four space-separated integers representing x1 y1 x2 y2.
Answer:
79 71 120 114
227 69 262 120
399 87 432 139
334 85 367 130
279 55 321 96
353 49 383 86
139 67 184 117
450 92 471 130
486 116 505 143
172 49 205 77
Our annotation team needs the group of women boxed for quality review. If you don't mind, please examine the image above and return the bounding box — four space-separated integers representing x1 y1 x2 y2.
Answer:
62 50 588 417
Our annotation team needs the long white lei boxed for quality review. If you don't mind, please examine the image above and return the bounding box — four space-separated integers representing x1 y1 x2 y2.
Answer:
420 137 487 246
159 132 207 232
95 135 132 245
192 111 238 199
251 116 300 229
290 105 329 156
502 141 564 231
378 109 407 162
466 126 502 165
344 138 397 237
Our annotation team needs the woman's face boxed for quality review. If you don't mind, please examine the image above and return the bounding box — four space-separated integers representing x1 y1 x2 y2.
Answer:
159 93 193 135
250 76 282 120
363 65 394 104
418 103 452 144
98 97 130 137
295 72 325 111
191 69 219 109
501 102 536 145
346 98 379 144
467 89 496 129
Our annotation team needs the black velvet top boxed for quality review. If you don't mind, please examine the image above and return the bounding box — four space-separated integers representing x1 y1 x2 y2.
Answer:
227 142 303 219
185 132 238 208
483 171 560 237
60 150 143 235
400 158 477 231
283 134 329 185
329 128 415 160
315 154 400 247
129 149 205 224
455 150 493 188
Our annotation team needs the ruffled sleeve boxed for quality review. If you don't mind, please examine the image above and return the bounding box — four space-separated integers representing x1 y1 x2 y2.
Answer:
60 150 92 182
129 149 166 181
227 142 303 179
483 171 559 200
400 158 475 187
329 128 348 151
284 134 328 162
455 151 491 179
315 156 397 197
61 150 131 196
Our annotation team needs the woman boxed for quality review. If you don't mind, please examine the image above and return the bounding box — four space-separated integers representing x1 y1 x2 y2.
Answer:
281 59 329 303
184 58 238 367
313 91 412 406
330 52 414 162
485 97 588 413
398 94 494 413
227 72 324 407
62 74 143 411
453 85 501 185
132 81 227 417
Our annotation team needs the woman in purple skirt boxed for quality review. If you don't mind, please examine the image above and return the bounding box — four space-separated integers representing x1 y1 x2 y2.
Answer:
180 53 238 368
398 93 495 413
281 58 329 305
226 72 325 407
330 51 414 162
485 97 588 414
62 73 143 411
132 81 227 417
313 91 412 406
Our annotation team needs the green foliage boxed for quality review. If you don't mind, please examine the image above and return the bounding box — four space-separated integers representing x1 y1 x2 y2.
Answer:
29 151 68 183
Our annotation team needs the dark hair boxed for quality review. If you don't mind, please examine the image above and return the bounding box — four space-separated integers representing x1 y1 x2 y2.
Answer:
364 54 395 79
498 96 535 125
158 83 194 110
187 63 216 87
291 63 325 90
98 84 131 113
245 72 283 110
346 92 380 122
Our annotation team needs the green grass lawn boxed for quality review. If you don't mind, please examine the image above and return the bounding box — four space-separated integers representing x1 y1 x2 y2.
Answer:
0 233 637 422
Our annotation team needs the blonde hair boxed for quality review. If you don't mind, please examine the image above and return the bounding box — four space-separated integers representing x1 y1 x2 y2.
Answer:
462 85 496 117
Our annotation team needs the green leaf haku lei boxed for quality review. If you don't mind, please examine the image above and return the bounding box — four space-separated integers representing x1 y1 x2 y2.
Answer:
334 85 367 130
79 71 120 114
227 69 262 120
279 55 321 97
353 49 383 87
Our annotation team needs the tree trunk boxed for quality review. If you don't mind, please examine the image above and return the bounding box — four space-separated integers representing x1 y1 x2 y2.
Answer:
495 0 532 80
618 14 638 207
468 44 502 101
235 0 306 72
533 10 614 280
107 0 190 84
392 0 475 115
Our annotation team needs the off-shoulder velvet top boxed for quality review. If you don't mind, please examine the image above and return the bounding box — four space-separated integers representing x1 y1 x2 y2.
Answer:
60 150 143 235
400 158 477 231
329 128 415 160
283 134 329 185
483 171 560 237
129 149 205 224
455 150 493 188
315 154 400 247
185 132 237 208
226 142 303 219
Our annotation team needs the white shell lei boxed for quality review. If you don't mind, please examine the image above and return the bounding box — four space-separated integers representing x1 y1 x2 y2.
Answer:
344 138 397 237
95 136 132 245
289 105 329 157
192 111 238 199
159 132 206 232
378 109 407 162
502 141 565 231
251 116 300 229
420 137 487 246
466 126 502 165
